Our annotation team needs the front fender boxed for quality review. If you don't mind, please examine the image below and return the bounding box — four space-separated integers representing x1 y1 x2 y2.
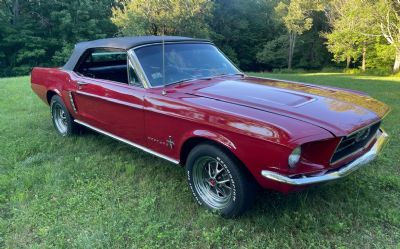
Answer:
178 129 237 155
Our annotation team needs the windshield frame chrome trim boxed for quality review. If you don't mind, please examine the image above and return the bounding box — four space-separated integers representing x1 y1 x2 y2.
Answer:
127 49 151 88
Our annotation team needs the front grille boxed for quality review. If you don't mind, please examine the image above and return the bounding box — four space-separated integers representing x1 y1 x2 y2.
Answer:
331 122 380 163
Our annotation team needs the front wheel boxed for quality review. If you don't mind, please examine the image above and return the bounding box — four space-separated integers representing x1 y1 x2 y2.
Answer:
186 143 257 218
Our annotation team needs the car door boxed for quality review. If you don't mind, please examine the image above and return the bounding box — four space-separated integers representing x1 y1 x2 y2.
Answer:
70 49 146 146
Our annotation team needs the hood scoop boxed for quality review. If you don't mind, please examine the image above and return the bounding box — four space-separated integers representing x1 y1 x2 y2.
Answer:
197 81 316 108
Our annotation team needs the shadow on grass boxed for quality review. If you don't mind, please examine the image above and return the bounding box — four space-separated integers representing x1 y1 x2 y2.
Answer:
75 127 387 225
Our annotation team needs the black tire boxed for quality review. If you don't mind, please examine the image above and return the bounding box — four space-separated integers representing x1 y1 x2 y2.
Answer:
50 95 79 136
186 143 257 218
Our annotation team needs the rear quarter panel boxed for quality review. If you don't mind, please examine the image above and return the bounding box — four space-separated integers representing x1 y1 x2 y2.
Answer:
31 67 76 114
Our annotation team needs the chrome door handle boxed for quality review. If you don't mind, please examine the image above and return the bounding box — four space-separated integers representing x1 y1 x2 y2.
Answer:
77 81 89 85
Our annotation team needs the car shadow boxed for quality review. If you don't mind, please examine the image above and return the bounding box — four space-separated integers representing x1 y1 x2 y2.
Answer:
73 128 383 224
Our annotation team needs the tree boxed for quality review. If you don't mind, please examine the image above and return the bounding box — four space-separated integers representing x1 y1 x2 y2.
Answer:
275 0 323 69
324 0 357 69
111 0 212 38
257 35 289 69
324 0 377 71
257 9 331 70
210 0 279 70
0 0 118 76
296 11 331 69
374 0 400 73
3 0 385 76
324 31 359 69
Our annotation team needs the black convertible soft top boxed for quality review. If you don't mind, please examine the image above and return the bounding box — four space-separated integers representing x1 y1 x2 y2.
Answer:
63 36 210 71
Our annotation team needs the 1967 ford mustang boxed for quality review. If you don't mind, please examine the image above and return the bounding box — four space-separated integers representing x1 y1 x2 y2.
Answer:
31 36 390 217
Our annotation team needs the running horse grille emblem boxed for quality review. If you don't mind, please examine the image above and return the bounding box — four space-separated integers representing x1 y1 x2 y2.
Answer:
166 136 175 149
355 127 371 142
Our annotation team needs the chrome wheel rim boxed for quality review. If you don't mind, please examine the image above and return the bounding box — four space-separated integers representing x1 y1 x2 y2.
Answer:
53 104 68 134
192 156 232 209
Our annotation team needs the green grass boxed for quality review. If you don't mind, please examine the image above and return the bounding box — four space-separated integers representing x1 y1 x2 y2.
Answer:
1 73 399 248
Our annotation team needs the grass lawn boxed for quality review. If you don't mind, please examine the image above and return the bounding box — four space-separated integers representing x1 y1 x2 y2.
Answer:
1 73 399 248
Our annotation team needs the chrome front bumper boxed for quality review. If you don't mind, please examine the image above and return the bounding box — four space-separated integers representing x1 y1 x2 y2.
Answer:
261 129 388 186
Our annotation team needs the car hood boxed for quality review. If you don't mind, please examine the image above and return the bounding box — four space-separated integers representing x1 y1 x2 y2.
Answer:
174 76 390 136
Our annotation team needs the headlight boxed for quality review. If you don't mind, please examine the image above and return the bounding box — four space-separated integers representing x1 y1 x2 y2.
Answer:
288 146 301 168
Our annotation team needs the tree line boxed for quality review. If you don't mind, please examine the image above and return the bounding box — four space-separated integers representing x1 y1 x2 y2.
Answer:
1 0 399 77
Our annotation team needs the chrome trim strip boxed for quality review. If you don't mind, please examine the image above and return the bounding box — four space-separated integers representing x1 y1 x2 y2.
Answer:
131 41 212 50
75 90 143 109
127 55 145 88
261 129 388 186
346 119 381 137
126 54 130 86
329 136 344 164
74 119 179 164
68 91 77 113
214 46 243 76
127 50 150 88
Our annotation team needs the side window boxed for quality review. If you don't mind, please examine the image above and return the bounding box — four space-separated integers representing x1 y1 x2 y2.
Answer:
90 51 126 63
75 48 128 84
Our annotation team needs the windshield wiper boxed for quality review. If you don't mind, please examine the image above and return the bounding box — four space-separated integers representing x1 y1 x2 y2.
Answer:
165 73 245 86
223 72 246 77
208 72 246 79
166 78 197 86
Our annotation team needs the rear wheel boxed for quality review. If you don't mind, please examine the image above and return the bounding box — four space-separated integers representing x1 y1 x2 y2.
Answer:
50 95 79 136
186 143 256 218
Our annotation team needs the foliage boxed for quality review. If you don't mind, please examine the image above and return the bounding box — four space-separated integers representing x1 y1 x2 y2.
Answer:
257 11 330 70
111 0 213 38
366 41 396 71
1 75 399 247
324 0 400 73
208 0 281 70
324 0 377 70
0 0 117 77
274 0 324 69
324 30 361 67
373 0 400 72
257 35 289 69
275 0 323 35
2 0 400 76
294 12 331 69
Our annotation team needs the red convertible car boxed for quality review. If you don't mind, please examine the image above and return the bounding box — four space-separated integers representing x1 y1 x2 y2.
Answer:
31 36 390 217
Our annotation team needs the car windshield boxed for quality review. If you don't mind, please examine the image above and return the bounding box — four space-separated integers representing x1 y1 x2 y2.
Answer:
133 43 240 87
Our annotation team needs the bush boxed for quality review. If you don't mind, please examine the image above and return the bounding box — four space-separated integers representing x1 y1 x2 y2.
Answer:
391 71 400 77
271 68 308 74
320 67 343 73
365 68 392 76
343 68 362 75
343 68 392 76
